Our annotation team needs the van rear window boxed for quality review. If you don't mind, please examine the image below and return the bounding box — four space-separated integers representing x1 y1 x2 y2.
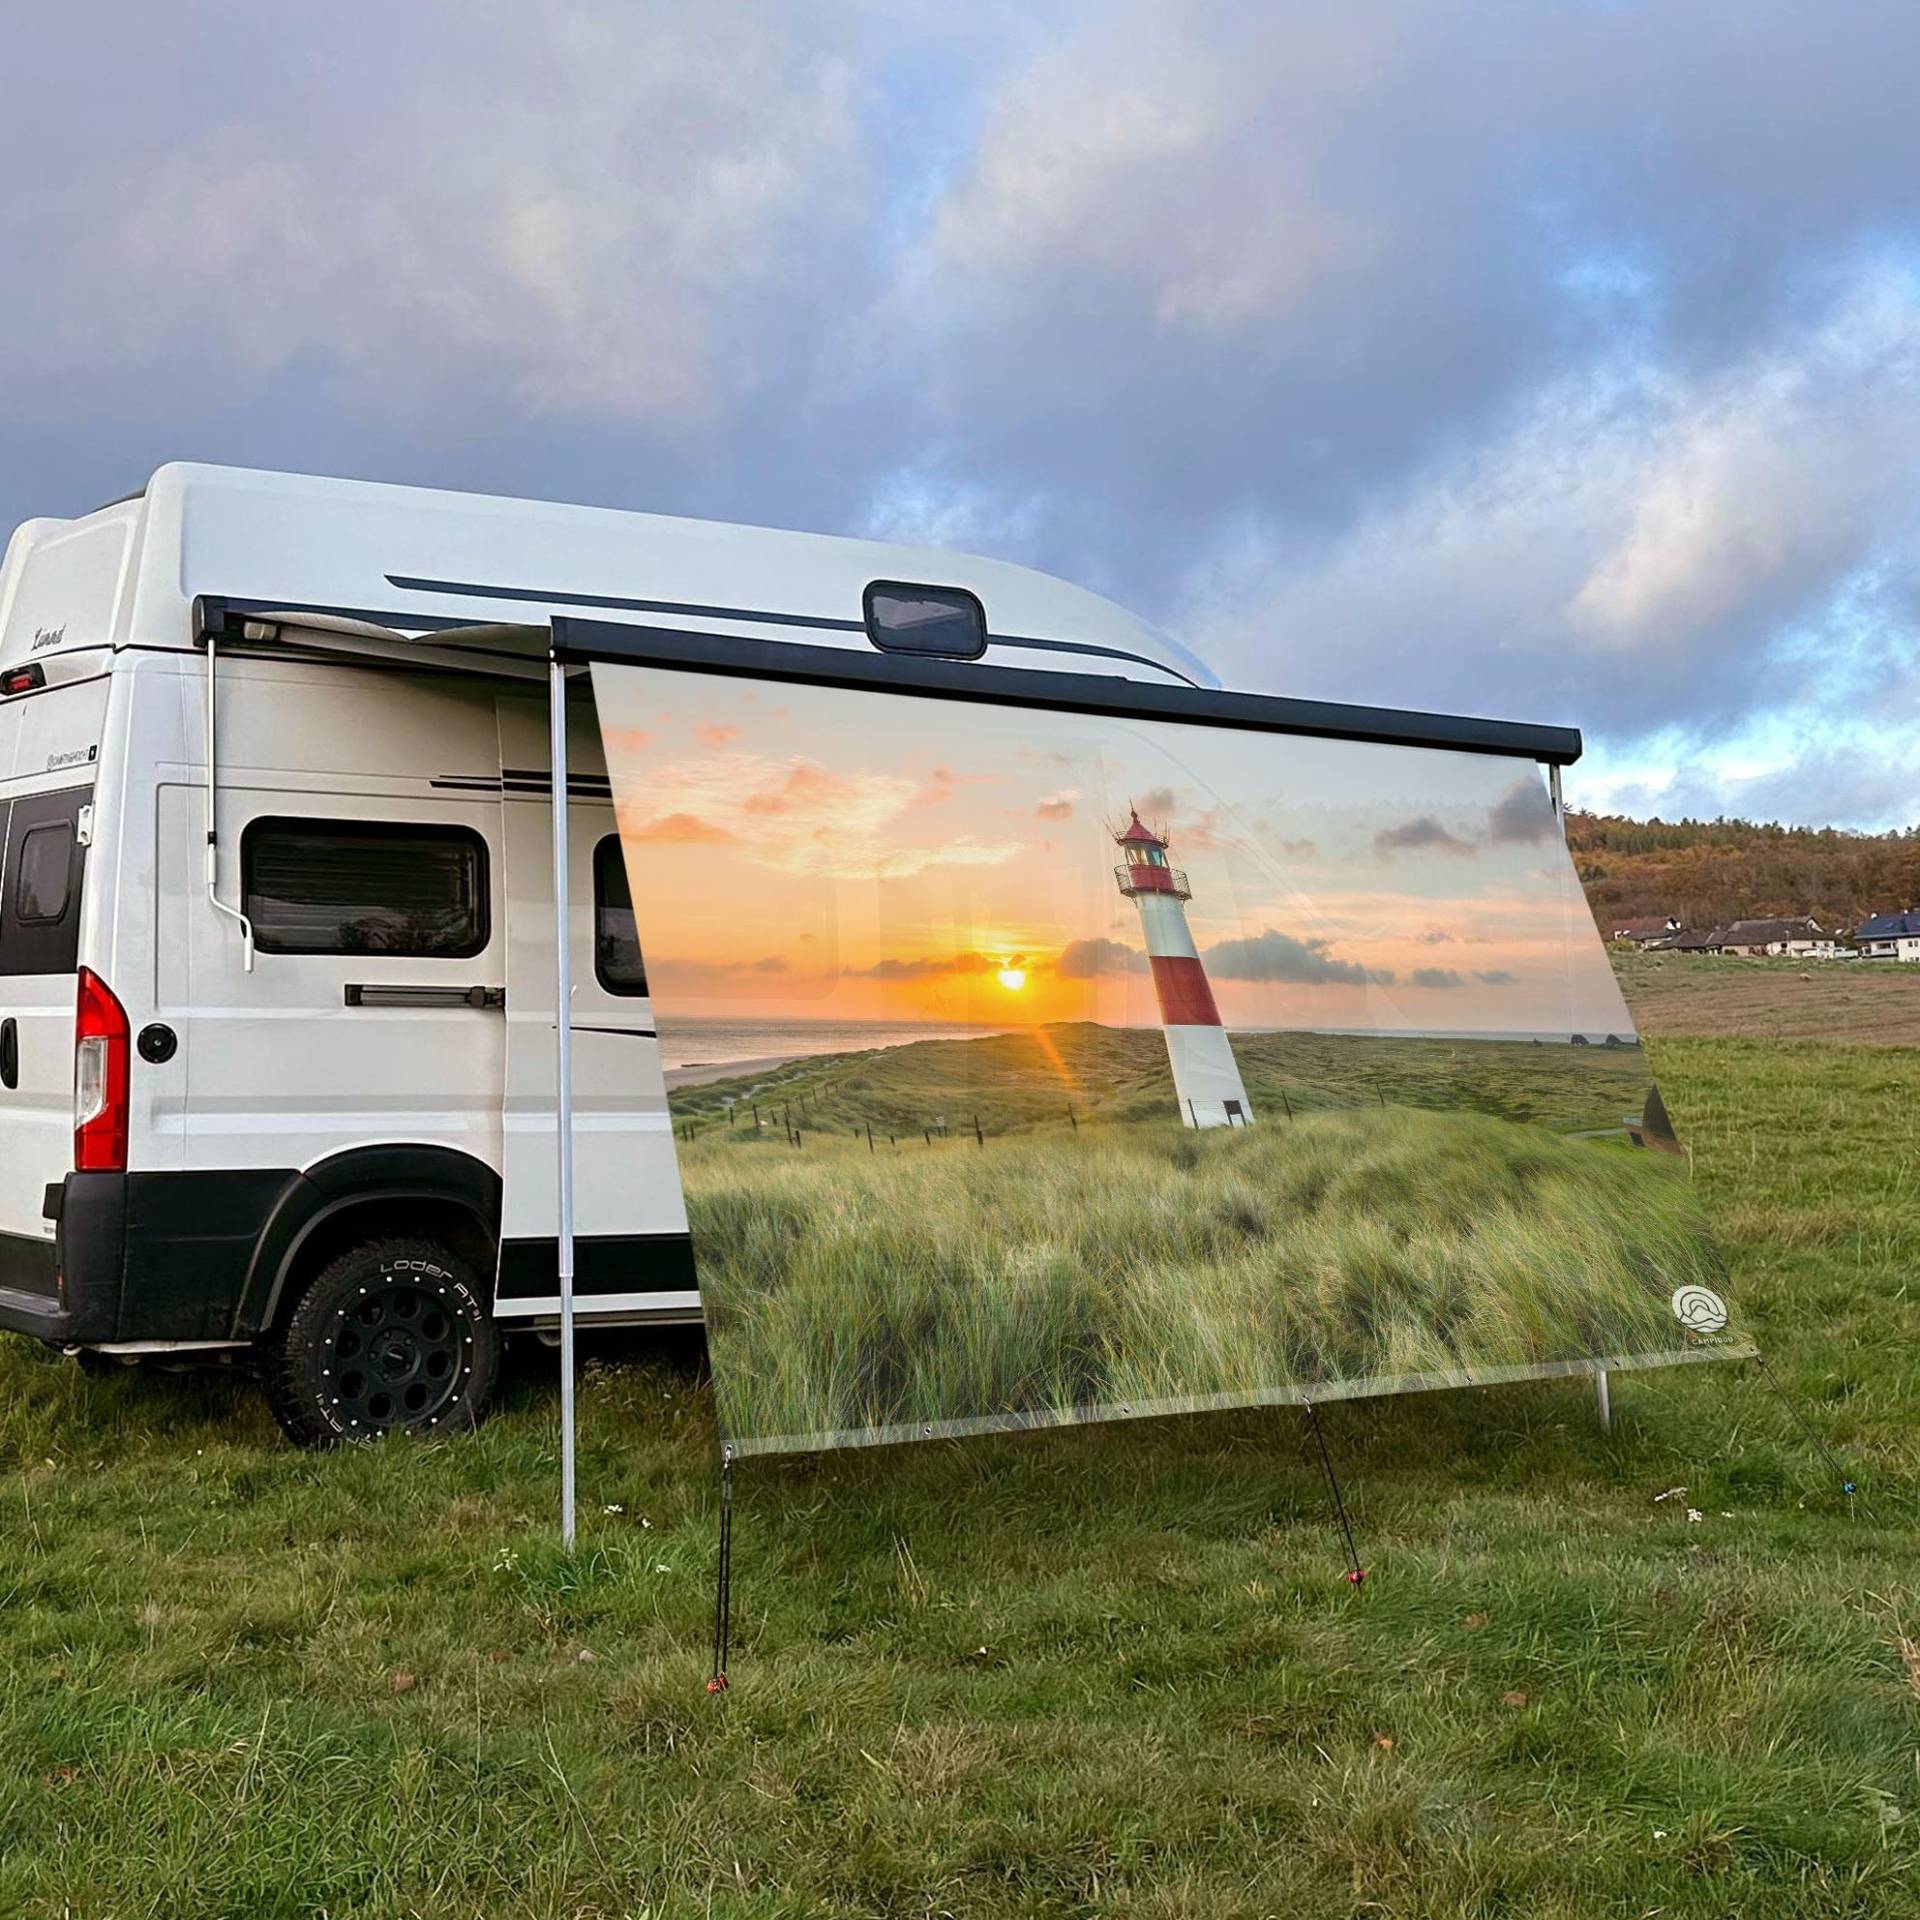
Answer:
15 823 73 923
242 818 489 957
0 788 88 975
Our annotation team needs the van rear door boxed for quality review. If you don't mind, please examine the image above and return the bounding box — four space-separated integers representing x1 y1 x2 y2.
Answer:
494 690 692 1320
0 783 90 1307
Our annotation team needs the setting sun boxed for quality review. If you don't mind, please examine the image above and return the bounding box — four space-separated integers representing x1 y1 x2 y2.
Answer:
996 967 1028 992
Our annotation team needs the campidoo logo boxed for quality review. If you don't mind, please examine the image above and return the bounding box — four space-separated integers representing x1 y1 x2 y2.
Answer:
1671 1285 1729 1335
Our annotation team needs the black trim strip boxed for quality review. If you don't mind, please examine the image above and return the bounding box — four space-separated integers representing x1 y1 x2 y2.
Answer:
197 593 494 640
391 571 865 632
197 589 1205 689
385 572 1203 686
501 767 613 796
552 619 1583 765
426 774 618 798
496 1231 697 1300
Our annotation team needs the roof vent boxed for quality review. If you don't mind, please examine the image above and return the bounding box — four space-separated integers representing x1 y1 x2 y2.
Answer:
862 582 987 660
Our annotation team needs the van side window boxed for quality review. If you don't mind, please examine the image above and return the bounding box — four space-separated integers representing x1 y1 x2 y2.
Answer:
593 835 647 995
0 788 88 975
242 818 489 957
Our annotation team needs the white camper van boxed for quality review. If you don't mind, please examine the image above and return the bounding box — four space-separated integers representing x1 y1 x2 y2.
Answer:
0 464 1219 1442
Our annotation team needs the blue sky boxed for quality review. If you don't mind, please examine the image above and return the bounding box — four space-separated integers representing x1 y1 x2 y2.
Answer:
5 1 1918 828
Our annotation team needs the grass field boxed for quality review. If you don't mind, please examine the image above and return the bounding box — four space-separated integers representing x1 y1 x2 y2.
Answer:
3 1014 1917 1914
668 1026 1724 1450
1614 949 1920 1045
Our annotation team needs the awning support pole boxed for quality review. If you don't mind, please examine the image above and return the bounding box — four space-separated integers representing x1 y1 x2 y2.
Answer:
550 655 578 1551
1548 761 1611 1433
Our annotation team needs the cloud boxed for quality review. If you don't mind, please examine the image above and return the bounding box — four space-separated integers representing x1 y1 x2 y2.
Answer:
1489 778 1557 846
1052 936 1148 977
855 952 998 981
1134 787 1179 817
1036 791 1077 820
626 812 735 845
1374 817 1473 859
696 723 741 746
12 4 880 427
1474 968 1516 985
649 951 805 985
621 751 1021 879
1411 966 1463 989
1204 928 1391 986
5 3 1920 826
1187 267 1920 777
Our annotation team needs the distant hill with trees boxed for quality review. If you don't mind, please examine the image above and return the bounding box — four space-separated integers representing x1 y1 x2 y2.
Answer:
1569 812 1920 932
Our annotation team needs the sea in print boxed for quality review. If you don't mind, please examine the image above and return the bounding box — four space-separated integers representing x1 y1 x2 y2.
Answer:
655 1017 1016 1076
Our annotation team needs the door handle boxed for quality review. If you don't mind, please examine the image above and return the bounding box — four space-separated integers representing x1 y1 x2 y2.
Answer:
343 984 506 1009
0 1018 16 1091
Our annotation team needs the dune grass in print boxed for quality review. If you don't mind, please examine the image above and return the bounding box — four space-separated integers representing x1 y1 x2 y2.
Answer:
670 1026 1732 1452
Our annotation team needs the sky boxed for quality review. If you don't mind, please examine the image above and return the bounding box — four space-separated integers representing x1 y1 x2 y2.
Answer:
5 3 1919 830
596 665 1632 1038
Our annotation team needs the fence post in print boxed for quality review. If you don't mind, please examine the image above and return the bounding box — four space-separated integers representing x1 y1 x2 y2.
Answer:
974 1114 984 1147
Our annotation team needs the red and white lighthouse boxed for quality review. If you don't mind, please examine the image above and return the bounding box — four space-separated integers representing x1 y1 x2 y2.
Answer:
1114 810 1254 1128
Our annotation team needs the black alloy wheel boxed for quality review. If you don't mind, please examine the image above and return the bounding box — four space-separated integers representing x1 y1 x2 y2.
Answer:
264 1236 500 1447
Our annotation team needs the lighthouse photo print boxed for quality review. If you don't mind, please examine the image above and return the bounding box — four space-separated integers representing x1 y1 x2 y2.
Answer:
593 664 1739 1456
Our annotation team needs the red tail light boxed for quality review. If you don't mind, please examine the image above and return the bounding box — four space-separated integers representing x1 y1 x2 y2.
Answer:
74 968 130 1172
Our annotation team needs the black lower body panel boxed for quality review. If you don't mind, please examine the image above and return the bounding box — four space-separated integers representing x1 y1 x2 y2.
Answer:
0 1170 296 1345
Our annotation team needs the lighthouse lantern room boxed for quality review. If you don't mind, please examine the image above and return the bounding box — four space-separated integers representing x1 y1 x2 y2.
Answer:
1114 810 1255 1128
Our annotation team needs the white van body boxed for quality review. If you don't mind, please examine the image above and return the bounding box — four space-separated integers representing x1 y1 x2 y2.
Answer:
0 464 1210 1429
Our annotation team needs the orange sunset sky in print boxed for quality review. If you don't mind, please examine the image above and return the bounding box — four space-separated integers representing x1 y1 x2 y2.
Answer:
594 668 1634 1039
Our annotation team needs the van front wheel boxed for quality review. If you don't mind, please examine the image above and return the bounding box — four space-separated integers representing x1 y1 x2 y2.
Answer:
264 1237 500 1447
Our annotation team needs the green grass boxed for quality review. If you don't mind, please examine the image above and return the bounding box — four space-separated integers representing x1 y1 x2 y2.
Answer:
669 1021 1656 1142
683 1099 1725 1451
2 1033 1918 1916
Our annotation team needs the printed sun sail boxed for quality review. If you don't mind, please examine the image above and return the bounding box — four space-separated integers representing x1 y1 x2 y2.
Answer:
591 662 1745 1455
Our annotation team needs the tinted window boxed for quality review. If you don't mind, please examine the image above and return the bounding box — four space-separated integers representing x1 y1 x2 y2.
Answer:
15 823 73 923
243 818 489 957
0 788 88 975
863 582 988 660
594 835 647 995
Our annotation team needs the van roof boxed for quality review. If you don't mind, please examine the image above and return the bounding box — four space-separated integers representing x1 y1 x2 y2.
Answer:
0 463 1214 687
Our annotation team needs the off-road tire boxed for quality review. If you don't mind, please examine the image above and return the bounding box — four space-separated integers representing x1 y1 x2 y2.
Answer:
264 1236 499 1447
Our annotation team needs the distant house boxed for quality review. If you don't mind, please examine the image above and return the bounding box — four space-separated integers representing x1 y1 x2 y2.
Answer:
1856 909 1920 962
1657 927 1724 954
1609 915 1680 946
1714 916 1839 958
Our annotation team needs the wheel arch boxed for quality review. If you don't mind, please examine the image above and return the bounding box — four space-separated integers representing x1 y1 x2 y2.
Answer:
237 1146 502 1336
